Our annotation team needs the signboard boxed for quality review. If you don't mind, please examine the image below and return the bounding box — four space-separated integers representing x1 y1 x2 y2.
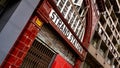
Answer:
35 18 43 27
49 10 83 53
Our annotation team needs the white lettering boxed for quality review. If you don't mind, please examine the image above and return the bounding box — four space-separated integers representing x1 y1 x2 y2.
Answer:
49 10 83 53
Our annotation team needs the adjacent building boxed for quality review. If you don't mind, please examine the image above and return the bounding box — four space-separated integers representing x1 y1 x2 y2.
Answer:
84 0 120 68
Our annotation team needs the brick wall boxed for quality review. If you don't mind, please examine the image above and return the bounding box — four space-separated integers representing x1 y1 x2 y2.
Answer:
0 0 40 65
1 16 41 68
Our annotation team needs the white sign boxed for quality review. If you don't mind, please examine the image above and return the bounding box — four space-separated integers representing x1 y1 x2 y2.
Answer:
49 10 83 53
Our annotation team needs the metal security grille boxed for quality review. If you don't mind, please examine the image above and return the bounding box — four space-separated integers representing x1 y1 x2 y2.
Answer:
21 39 56 68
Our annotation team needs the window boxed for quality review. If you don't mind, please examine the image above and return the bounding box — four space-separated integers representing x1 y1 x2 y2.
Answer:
106 52 114 65
83 62 91 68
0 0 8 15
99 41 108 57
91 31 101 49
53 0 86 42
84 54 103 68
73 0 83 7
58 1 63 10
79 2 88 17
62 6 68 16
0 0 21 32
74 0 78 3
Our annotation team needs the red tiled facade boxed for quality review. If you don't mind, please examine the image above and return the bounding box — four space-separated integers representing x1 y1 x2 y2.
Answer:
1 16 41 68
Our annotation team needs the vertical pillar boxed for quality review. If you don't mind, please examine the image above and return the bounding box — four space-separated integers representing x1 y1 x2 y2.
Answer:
1 16 43 68
96 40 102 52
104 48 109 59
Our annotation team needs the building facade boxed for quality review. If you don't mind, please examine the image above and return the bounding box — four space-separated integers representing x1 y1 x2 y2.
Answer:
84 0 120 68
0 0 119 68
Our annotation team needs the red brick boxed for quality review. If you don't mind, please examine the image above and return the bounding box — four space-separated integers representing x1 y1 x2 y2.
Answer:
21 53 27 59
6 55 17 64
25 38 32 46
10 48 19 56
26 23 39 36
1 62 10 68
29 34 36 40
34 29 39 35
10 65 17 68
16 42 25 50
24 29 32 37
27 23 35 31
15 59 23 67
31 27 37 33
31 26 39 35
17 51 24 58
19 35 27 42
33 31 39 36
23 46 29 52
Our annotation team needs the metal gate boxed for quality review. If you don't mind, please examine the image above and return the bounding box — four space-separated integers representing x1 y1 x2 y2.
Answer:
21 38 56 68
